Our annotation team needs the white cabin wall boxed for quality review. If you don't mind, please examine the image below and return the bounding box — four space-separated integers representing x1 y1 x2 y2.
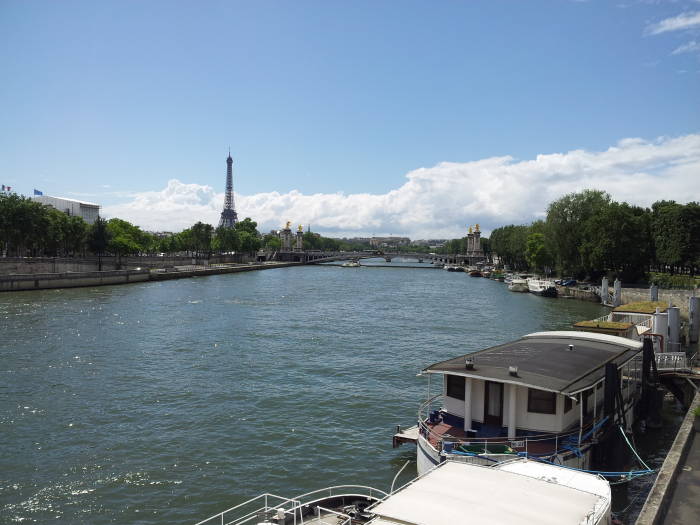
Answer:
562 395 580 430
444 396 465 417
516 386 560 432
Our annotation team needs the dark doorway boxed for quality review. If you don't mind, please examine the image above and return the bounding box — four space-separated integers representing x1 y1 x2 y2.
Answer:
484 381 504 427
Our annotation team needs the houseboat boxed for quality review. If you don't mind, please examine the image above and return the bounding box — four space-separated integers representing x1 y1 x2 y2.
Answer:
394 331 644 475
508 277 529 292
194 458 611 525
527 278 558 297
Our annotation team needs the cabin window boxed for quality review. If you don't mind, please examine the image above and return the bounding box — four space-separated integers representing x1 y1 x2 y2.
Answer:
527 389 556 414
446 375 465 400
564 396 573 413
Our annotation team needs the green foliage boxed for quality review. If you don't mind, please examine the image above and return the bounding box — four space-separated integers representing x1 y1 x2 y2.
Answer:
647 272 699 290
213 226 240 253
87 217 112 256
525 232 552 273
490 225 529 269
106 218 149 256
262 234 281 251
651 201 700 274
546 189 611 276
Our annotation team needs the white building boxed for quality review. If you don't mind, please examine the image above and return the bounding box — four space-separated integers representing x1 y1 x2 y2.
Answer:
32 195 100 224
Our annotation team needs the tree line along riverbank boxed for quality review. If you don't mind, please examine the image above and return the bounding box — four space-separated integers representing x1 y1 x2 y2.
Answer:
438 190 699 290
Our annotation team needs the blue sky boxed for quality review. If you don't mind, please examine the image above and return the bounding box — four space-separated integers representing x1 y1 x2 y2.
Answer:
1 1 699 237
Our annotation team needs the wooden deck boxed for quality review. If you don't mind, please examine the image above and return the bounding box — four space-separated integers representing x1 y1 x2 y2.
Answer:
424 421 561 457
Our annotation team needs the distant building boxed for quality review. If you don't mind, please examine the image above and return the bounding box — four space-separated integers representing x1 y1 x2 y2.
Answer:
32 195 100 224
369 236 411 248
413 239 447 248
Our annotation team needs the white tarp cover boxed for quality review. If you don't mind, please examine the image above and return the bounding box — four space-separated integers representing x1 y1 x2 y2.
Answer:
370 461 603 525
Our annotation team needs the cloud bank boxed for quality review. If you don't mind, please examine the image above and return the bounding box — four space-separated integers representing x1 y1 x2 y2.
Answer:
646 10 700 35
103 134 700 238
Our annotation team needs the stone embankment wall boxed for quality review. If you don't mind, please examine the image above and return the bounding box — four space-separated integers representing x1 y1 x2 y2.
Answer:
0 269 150 291
0 254 258 274
0 257 119 274
621 287 696 320
0 262 300 292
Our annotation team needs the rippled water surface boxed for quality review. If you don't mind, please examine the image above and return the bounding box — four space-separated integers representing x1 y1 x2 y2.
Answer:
2 262 621 523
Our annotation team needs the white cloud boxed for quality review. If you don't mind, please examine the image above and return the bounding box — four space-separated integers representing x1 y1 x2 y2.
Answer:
102 134 700 238
646 11 700 34
671 39 700 53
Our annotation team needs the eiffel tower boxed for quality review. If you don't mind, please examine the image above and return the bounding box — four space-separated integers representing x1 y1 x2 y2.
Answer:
218 150 238 228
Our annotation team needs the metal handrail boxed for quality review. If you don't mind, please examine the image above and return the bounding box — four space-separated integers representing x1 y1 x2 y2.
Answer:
417 394 604 450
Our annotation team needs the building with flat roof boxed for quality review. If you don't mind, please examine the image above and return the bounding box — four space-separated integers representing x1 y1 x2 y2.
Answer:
32 195 100 224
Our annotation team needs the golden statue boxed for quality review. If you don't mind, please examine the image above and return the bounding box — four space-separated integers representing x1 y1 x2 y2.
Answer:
298 224 303 232
285 221 291 229
468 226 473 234
475 223 480 232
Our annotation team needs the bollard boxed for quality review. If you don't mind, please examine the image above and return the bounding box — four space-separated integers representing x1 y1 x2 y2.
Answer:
690 296 699 344
650 283 658 302
613 279 622 307
601 277 609 304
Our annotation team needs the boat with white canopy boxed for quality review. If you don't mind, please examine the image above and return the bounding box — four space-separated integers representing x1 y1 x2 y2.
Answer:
193 457 611 525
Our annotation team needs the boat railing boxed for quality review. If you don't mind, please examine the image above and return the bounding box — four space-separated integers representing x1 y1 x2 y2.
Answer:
193 486 388 525
418 395 606 456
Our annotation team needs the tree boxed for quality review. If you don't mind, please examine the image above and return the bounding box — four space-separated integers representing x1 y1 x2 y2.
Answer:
490 224 529 269
525 232 552 274
652 201 700 274
235 218 258 235
262 234 281 251
87 217 112 270
238 230 260 254
64 216 88 256
213 226 240 253
106 218 148 267
190 222 214 258
546 190 611 277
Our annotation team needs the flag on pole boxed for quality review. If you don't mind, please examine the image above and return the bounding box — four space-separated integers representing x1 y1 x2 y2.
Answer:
33 189 43 196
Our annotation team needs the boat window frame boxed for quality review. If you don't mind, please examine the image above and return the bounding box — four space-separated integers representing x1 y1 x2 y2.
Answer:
446 375 466 401
564 395 574 413
527 388 557 415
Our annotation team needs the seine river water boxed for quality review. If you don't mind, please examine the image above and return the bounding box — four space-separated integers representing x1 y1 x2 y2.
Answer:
0 260 684 524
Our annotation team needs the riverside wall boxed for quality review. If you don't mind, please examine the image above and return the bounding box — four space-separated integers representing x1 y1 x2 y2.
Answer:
621 287 696 320
0 262 301 292
0 254 258 274
0 269 150 291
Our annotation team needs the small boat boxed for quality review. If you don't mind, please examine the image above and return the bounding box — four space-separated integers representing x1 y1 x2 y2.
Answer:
508 278 529 292
444 265 464 272
194 458 612 525
341 260 361 267
468 268 482 277
527 278 557 297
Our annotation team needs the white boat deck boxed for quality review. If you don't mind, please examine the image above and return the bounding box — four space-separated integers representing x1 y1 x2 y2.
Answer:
369 460 610 525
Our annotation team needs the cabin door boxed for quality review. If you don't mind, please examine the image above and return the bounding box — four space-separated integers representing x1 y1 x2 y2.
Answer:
484 381 504 427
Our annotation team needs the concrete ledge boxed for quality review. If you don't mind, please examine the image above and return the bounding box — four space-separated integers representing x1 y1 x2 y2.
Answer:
0 262 303 291
150 262 302 281
636 390 700 525
0 269 151 291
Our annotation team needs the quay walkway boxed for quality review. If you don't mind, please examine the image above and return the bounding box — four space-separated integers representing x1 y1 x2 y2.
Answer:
636 390 700 525
661 428 699 524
